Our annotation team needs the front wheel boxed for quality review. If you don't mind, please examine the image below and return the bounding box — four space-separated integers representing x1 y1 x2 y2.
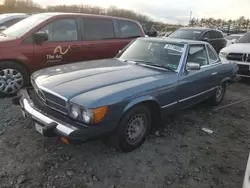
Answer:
109 105 152 152
209 83 226 106
0 61 29 97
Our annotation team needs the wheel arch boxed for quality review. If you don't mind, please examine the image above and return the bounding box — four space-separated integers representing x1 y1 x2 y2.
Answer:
220 76 231 86
122 96 163 128
0 59 31 77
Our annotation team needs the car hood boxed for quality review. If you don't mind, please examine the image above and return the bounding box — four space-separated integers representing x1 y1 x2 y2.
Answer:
221 43 250 54
32 59 176 106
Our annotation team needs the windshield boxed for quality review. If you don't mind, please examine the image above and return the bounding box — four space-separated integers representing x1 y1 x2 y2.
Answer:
117 39 185 71
0 14 13 20
226 35 242 40
237 32 250 43
168 29 202 40
2 14 52 38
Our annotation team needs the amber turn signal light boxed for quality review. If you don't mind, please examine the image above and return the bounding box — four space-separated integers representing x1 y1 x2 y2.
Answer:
60 137 69 145
92 106 108 124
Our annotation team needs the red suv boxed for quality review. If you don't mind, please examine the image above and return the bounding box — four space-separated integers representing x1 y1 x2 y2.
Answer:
0 13 145 96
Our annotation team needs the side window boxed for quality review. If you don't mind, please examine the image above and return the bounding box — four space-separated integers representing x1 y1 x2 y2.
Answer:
117 20 141 38
39 18 78 42
211 31 223 39
187 45 209 67
216 31 224 38
201 31 211 40
207 44 219 63
81 18 114 40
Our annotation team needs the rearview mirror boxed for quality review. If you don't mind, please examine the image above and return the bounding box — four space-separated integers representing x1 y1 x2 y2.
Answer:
32 31 48 45
0 26 7 31
186 62 201 71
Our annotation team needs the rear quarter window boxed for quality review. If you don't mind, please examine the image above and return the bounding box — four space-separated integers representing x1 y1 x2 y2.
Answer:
116 20 142 39
211 31 224 39
81 18 115 40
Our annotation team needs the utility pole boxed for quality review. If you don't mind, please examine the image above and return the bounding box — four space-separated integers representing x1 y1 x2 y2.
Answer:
189 11 192 26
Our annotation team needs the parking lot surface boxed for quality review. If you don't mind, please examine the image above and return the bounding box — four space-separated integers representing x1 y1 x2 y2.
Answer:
0 82 250 188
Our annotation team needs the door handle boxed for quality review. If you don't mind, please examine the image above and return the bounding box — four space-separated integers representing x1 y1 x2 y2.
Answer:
211 72 218 75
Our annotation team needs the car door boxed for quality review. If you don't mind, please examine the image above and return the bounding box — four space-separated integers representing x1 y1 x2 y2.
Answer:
33 17 84 69
80 17 119 60
178 44 219 108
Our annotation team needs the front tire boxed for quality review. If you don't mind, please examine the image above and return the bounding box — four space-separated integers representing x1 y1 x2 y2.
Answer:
109 105 152 152
0 61 29 97
209 83 226 106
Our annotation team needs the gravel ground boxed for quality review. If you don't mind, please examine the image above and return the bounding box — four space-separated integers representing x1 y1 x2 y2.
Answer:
1 82 250 188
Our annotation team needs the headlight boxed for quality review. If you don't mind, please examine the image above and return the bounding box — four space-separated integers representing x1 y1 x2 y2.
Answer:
69 105 80 119
68 103 108 124
82 108 93 123
219 51 228 57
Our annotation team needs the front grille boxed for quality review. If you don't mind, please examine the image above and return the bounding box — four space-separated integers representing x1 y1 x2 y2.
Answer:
227 53 250 62
238 64 250 76
31 79 67 114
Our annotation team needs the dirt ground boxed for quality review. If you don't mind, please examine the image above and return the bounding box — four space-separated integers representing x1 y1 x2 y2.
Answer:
0 81 250 188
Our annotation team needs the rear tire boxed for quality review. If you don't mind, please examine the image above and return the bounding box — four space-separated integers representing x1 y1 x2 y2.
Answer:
209 83 226 106
108 105 152 152
0 61 29 97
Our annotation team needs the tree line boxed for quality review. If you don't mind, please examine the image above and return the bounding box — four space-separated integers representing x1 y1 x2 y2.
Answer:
190 16 250 33
0 0 181 32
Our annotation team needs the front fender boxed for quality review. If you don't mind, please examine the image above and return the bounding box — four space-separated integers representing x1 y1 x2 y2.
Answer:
123 95 161 114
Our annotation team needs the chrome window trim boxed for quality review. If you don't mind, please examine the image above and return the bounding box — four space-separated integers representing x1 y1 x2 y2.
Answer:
175 44 188 73
205 44 220 64
179 87 216 103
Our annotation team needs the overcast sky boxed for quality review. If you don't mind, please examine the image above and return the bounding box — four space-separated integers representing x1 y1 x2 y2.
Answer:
33 0 250 24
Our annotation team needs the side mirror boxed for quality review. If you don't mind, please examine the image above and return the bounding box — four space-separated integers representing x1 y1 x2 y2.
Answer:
32 31 48 45
203 37 209 42
231 39 237 44
0 26 7 31
186 62 201 71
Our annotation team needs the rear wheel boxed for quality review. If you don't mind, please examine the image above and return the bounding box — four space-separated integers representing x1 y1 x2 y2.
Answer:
109 105 151 152
209 83 226 106
0 61 29 97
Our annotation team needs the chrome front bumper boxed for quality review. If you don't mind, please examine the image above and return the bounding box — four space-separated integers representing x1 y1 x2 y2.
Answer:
13 89 117 144
15 89 77 138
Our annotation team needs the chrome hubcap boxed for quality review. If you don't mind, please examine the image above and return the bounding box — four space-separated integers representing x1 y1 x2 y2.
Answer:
216 85 223 101
126 115 146 144
0 69 23 94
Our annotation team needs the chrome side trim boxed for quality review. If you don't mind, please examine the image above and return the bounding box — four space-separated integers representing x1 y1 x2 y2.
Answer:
35 81 68 101
201 63 221 69
237 74 250 78
179 87 216 103
23 99 75 135
161 101 178 108
231 61 250 66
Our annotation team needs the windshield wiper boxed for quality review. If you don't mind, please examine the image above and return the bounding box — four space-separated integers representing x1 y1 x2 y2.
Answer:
126 60 176 72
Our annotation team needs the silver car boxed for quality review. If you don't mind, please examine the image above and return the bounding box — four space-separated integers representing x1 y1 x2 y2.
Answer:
0 13 30 31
